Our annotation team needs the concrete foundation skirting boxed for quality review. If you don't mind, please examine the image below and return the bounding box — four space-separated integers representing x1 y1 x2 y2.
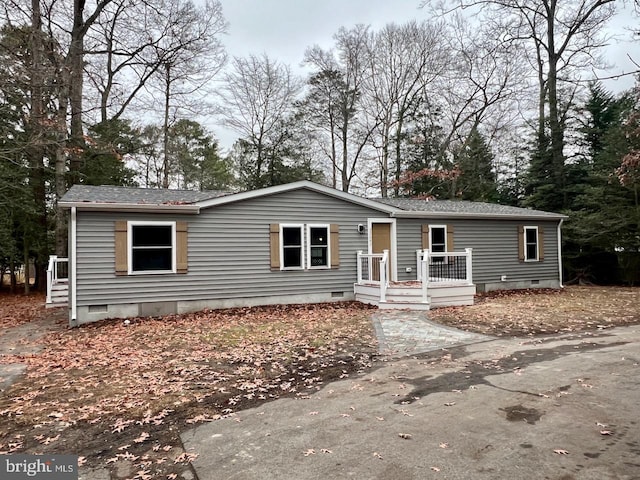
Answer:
478 279 561 293
73 291 356 325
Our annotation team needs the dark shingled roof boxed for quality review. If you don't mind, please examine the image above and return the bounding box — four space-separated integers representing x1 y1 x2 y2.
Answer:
60 185 229 205
373 198 563 218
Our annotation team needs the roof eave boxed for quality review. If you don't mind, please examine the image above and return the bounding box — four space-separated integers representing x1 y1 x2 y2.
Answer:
391 210 568 220
58 202 201 214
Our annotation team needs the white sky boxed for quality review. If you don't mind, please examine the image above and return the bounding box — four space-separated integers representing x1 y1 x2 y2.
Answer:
213 0 640 149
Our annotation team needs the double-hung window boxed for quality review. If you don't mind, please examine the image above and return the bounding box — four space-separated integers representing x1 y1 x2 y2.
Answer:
281 224 304 269
524 226 538 262
129 222 175 273
307 225 329 268
429 225 447 263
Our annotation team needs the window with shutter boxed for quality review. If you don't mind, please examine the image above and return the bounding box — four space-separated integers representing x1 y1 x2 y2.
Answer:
114 221 188 275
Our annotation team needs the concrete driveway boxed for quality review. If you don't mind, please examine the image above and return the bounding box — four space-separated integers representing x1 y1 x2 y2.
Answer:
182 325 640 480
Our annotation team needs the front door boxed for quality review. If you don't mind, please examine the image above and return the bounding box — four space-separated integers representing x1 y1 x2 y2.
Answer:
370 222 392 281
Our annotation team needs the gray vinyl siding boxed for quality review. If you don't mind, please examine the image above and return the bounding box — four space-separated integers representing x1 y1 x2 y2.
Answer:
395 218 560 285
75 189 380 306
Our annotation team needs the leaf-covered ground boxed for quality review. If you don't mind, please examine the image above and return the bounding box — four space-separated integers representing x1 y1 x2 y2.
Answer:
0 301 376 479
430 285 640 336
1 287 639 479
0 293 46 330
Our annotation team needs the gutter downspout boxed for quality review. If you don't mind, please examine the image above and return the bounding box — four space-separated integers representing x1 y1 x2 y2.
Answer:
70 206 78 326
557 218 564 288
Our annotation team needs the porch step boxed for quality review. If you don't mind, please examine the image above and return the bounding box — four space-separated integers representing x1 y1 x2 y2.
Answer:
354 284 431 310
47 284 69 308
354 282 476 311
378 300 430 311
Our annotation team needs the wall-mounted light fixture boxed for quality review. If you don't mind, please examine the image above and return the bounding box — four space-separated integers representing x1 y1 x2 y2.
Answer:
357 224 366 234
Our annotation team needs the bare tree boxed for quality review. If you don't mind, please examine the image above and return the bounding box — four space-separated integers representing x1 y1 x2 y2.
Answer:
364 20 448 196
84 0 226 124
304 25 377 192
424 0 618 209
139 0 226 188
220 53 303 188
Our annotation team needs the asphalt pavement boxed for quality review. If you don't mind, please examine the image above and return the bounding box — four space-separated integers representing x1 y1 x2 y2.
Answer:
182 323 640 480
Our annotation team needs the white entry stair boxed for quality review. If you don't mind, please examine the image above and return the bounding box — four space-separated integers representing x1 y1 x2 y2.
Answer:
46 256 69 308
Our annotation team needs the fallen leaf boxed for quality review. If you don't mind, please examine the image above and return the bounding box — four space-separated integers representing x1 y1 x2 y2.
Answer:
373 452 383 460
439 443 449 449
431 466 441 472
600 430 614 435
398 433 412 439
553 449 569 455
303 449 316 457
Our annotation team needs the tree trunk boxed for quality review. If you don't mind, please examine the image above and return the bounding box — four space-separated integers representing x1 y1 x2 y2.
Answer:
68 0 87 185
162 64 171 189
546 1 566 210
55 79 70 256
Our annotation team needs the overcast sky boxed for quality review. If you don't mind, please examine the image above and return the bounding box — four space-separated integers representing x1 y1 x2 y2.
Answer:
213 0 640 149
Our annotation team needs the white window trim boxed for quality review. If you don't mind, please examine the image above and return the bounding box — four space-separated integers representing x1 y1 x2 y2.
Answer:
429 224 447 252
128 221 176 275
524 226 539 262
306 224 331 269
429 224 447 263
280 224 305 270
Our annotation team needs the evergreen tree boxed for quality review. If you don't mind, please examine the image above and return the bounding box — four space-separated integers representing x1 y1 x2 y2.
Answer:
453 127 498 202
563 82 640 283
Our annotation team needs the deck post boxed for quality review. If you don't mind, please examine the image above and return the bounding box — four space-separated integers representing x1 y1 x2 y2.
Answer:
421 249 429 302
380 250 388 303
416 249 422 281
465 248 473 285
356 250 363 284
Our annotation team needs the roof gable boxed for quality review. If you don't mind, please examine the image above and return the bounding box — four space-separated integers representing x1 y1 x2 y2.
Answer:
196 181 396 213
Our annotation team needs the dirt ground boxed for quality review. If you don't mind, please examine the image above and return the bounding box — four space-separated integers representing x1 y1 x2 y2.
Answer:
429 285 640 336
0 299 377 479
0 286 639 479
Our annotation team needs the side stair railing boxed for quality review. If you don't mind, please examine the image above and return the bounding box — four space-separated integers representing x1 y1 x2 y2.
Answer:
46 255 69 304
356 250 390 303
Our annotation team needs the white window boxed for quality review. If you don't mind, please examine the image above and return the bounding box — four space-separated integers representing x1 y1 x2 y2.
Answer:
129 221 176 274
281 224 304 269
307 224 330 269
524 226 538 262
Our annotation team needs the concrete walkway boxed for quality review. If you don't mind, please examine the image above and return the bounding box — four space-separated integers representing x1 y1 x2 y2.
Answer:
371 310 492 357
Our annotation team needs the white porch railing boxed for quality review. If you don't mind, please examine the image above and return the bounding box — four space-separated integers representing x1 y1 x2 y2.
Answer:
46 255 69 304
356 250 390 302
416 249 473 282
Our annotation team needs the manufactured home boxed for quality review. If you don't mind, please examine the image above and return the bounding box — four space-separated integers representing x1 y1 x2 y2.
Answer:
47 181 567 326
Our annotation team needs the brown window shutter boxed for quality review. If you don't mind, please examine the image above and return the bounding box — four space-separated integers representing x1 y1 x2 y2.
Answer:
330 224 340 268
446 224 455 252
538 227 545 261
176 221 188 273
518 225 525 262
421 225 429 249
115 221 128 275
269 224 280 269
